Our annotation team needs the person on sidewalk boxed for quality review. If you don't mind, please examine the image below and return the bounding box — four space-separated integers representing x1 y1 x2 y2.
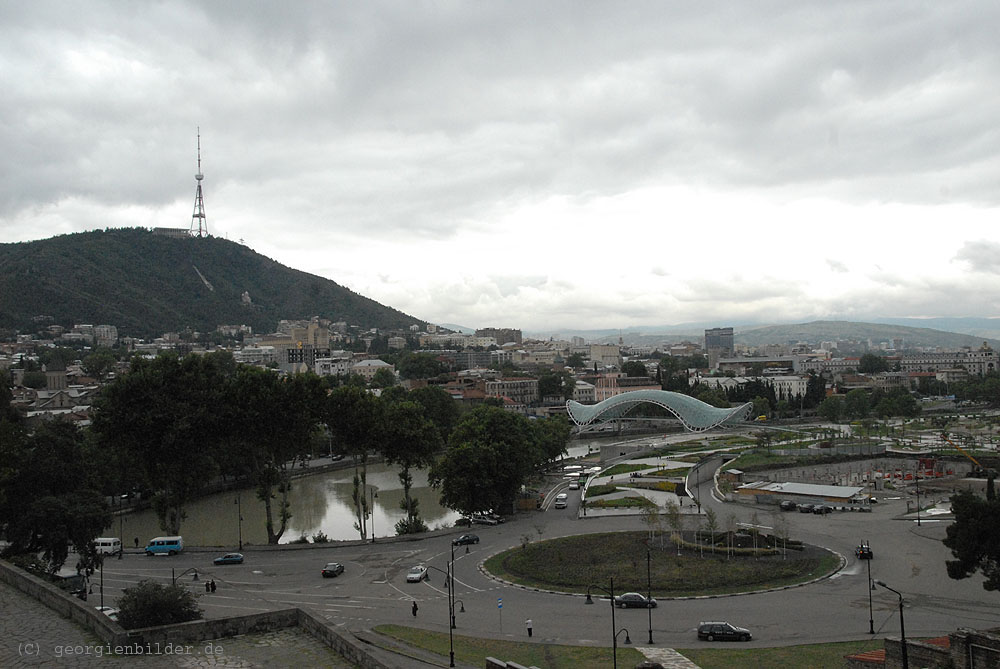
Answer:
525 619 533 637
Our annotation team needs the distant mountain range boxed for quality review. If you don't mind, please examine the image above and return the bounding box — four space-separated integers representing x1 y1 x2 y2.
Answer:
532 320 1000 351
0 229 424 338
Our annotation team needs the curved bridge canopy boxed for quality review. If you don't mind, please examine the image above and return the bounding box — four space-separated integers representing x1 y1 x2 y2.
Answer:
566 390 753 433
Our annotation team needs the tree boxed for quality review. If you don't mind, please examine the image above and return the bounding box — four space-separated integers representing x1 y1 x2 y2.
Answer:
705 507 719 553
818 395 845 422
370 367 397 389
621 361 647 377
228 368 325 544
664 501 683 555
859 353 890 374
380 400 441 535
397 353 446 380
82 350 116 380
326 385 383 540
844 389 870 419
531 415 571 465
0 421 111 573
116 580 202 629
430 406 538 516
943 490 1000 591
408 385 460 444
91 352 233 534
566 353 586 368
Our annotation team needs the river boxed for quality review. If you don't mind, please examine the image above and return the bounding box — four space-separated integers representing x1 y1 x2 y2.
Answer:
112 461 460 547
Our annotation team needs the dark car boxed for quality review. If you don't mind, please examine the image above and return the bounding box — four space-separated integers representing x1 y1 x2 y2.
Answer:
614 592 657 609
812 504 833 514
452 534 480 546
856 543 873 560
697 621 752 642
798 503 815 513
321 562 345 578
213 552 244 565
779 500 797 511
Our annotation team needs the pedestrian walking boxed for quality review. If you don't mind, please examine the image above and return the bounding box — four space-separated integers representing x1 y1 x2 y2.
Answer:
205 581 210 593
411 601 418 617
210 580 216 593
134 537 139 548
525 619 533 637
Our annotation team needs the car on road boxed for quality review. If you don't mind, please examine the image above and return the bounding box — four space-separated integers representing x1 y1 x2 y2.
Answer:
614 592 657 608
797 503 815 513
452 534 479 546
213 553 244 565
697 621 752 642
856 543 873 560
554 492 569 509
406 565 429 582
568 481 580 490
812 504 833 514
95 606 119 622
321 562 345 578
472 514 498 525
779 500 797 511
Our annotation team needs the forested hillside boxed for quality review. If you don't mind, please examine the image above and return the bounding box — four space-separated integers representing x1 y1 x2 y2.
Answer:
0 229 423 337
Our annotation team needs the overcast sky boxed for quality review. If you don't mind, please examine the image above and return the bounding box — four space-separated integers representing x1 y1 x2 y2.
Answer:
3 2 999 332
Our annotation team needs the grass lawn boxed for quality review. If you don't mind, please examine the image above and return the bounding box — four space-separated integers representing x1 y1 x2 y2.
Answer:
374 625 881 669
374 624 644 668
484 531 839 596
677 639 881 669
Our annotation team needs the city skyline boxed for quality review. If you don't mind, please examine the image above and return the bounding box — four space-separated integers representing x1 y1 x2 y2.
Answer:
3 2 1000 331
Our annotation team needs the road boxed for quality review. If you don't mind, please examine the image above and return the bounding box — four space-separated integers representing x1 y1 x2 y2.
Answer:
90 468 999 651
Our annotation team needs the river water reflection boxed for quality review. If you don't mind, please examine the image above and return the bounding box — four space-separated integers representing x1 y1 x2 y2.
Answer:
114 436 625 547
115 462 460 547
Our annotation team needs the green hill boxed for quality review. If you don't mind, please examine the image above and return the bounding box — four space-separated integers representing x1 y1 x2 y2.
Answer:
0 228 424 337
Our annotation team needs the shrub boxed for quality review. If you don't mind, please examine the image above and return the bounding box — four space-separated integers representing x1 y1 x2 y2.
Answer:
311 531 329 543
117 580 201 629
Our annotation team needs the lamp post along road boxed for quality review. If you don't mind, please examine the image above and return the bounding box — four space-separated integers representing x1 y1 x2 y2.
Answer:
585 576 619 669
874 580 908 669
425 562 455 667
646 547 654 644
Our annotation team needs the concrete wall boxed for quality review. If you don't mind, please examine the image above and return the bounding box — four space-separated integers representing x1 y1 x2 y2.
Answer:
1 559 393 668
950 628 1000 669
0 559 128 647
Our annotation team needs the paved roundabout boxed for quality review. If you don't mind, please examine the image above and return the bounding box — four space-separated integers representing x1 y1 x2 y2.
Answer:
7 454 1000 666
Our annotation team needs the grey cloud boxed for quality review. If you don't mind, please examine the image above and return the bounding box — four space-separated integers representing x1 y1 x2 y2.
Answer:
955 241 1000 274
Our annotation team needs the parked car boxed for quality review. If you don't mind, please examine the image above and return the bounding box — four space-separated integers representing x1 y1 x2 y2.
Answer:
452 534 480 546
321 562 345 578
472 514 498 525
406 565 429 582
812 504 833 514
455 517 473 527
213 553 244 565
797 504 815 513
779 500 797 511
95 606 119 622
856 543 873 560
697 621 752 642
614 592 657 609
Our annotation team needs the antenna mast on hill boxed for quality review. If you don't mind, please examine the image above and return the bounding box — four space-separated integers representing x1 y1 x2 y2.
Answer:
189 128 208 237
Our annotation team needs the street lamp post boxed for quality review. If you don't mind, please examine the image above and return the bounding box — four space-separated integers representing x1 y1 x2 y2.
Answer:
865 546 875 634
118 495 124 560
235 495 243 551
585 577 619 669
874 580 908 669
370 487 378 543
646 547 654 644
425 563 455 667
914 467 921 526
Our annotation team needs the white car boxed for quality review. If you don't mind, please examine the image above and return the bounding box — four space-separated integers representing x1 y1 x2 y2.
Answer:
554 492 569 509
568 481 580 490
406 565 429 583
95 606 119 622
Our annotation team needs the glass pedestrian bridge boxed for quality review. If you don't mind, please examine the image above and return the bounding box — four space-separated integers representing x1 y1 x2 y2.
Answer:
566 390 754 433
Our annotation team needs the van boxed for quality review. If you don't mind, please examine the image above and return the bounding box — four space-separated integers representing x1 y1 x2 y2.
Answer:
95 537 122 556
145 536 183 556
554 492 568 509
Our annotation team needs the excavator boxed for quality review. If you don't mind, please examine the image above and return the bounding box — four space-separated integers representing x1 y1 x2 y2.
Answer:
940 432 996 478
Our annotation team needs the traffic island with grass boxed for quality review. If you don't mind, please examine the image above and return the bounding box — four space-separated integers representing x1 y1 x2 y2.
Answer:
484 531 840 597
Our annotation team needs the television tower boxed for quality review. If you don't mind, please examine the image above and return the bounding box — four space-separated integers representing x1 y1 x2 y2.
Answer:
190 128 208 237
